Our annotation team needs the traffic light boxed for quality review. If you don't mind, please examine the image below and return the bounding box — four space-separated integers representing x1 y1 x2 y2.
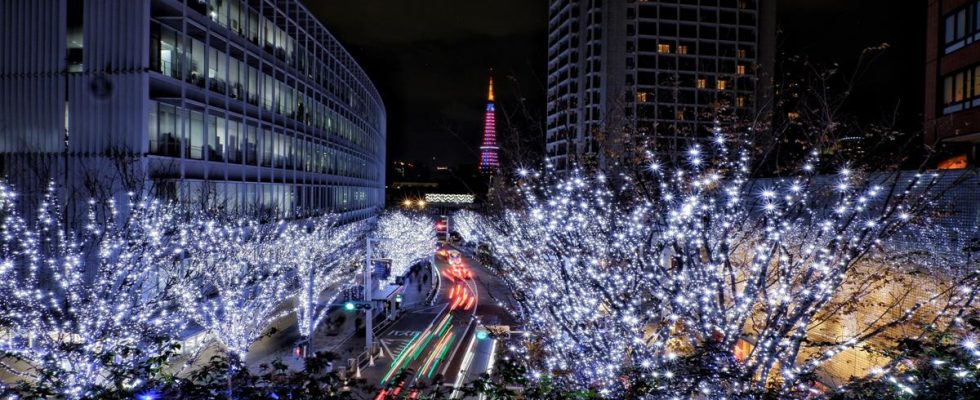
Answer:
436 215 449 241
343 301 372 311
475 328 490 340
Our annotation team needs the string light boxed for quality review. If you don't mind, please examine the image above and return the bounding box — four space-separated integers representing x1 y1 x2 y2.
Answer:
468 122 978 397
373 211 435 283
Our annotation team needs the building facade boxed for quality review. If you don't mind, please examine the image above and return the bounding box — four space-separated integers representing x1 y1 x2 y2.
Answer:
545 0 775 170
926 0 980 169
0 0 385 221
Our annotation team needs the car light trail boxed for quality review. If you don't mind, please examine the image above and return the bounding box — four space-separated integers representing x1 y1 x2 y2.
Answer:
380 331 421 385
476 339 499 400
426 333 457 379
381 314 454 385
450 331 480 399
418 330 454 378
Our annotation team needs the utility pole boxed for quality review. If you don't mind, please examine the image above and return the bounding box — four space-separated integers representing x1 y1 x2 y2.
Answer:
364 236 374 360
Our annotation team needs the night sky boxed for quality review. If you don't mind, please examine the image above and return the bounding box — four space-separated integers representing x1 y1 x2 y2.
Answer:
309 1 925 169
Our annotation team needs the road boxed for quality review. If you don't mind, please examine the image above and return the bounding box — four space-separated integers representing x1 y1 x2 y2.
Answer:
362 245 517 399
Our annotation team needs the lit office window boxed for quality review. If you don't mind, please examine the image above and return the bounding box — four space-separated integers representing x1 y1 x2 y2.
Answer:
677 45 688 55
955 71 966 102
696 79 707 89
657 43 671 53
716 80 728 90
737 65 746 75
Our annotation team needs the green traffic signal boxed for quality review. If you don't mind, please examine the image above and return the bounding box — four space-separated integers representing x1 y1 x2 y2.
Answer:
344 302 356 311
476 330 489 340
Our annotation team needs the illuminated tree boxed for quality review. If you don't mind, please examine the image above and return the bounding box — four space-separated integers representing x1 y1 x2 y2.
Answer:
479 124 979 397
452 209 484 244
291 217 365 340
372 211 435 283
0 182 378 398
0 182 187 398
176 219 292 362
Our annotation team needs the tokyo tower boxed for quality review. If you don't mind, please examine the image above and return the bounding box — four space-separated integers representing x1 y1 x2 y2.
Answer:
479 72 499 172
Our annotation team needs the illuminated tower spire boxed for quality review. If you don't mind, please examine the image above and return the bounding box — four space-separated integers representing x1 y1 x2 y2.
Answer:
479 71 499 172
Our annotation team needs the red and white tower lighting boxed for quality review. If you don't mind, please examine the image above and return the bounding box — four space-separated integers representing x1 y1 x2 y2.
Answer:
479 73 500 172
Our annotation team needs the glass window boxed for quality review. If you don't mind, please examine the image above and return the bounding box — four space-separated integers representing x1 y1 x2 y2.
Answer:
944 75 954 105
975 66 980 99
189 39 205 87
262 129 273 167
946 15 956 43
190 110 204 160
159 28 181 79
276 81 285 114
227 119 240 163
229 57 241 99
969 4 980 31
211 115 226 162
247 65 258 105
245 124 257 165
215 0 228 27
229 0 242 34
148 102 159 153
955 71 966 102
264 75 274 110
157 104 180 157
286 134 295 169
264 18 275 48
274 132 284 168
957 10 966 40
208 48 226 94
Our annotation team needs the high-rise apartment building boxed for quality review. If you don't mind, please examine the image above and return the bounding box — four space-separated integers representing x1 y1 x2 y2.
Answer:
546 0 775 170
0 0 385 221
925 0 980 169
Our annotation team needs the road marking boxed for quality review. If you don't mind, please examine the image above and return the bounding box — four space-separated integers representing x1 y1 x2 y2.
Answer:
450 330 479 399
387 330 421 337
380 338 412 360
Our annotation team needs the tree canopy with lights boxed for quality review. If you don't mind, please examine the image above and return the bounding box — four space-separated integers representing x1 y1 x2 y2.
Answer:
372 211 435 283
476 124 979 397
